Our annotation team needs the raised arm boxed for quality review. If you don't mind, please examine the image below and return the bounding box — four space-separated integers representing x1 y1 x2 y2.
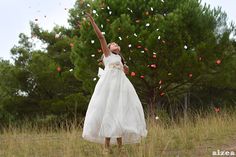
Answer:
85 13 110 57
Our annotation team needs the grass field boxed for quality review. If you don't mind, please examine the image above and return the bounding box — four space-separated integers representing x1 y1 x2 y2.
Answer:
0 109 236 157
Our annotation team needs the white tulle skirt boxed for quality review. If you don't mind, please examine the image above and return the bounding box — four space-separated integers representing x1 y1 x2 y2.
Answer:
82 66 148 145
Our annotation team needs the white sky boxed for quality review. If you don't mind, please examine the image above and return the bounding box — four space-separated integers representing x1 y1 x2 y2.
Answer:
0 0 236 61
0 0 76 62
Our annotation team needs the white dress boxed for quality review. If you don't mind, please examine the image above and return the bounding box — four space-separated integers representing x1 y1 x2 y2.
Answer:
82 51 148 145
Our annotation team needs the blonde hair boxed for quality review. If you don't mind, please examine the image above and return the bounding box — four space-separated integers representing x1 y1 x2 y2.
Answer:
97 42 127 66
107 42 116 49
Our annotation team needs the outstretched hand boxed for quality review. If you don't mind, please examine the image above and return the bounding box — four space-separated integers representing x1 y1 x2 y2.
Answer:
85 12 94 22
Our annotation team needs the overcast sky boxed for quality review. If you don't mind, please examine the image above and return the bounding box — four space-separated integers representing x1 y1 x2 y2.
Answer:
0 0 236 61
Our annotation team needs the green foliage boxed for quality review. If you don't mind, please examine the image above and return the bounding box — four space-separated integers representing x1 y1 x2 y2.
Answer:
69 0 236 114
0 0 236 124
0 22 87 125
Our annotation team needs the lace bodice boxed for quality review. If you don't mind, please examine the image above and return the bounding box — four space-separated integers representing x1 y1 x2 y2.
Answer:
103 52 124 69
98 52 124 78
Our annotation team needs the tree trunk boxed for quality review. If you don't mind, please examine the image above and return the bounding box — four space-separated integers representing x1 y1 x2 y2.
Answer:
148 98 155 119
148 89 156 119
184 91 188 123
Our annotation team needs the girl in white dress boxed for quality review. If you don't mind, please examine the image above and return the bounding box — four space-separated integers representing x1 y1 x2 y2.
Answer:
82 13 148 155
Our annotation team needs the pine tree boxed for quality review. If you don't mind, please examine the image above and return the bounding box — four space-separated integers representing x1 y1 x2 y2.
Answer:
69 0 236 117
3 25 89 121
1 0 235 122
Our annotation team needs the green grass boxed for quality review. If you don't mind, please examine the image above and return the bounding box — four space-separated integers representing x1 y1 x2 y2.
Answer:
0 110 236 157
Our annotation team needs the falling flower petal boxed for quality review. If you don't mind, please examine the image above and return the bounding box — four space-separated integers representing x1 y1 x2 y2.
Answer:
216 59 221 65
150 64 156 68
188 73 193 78
137 45 142 49
214 107 220 113
92 10 97 14
55 33 61 38
127 8 133 13
70 43 74 47
57 67 61 72
131 72 136 76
